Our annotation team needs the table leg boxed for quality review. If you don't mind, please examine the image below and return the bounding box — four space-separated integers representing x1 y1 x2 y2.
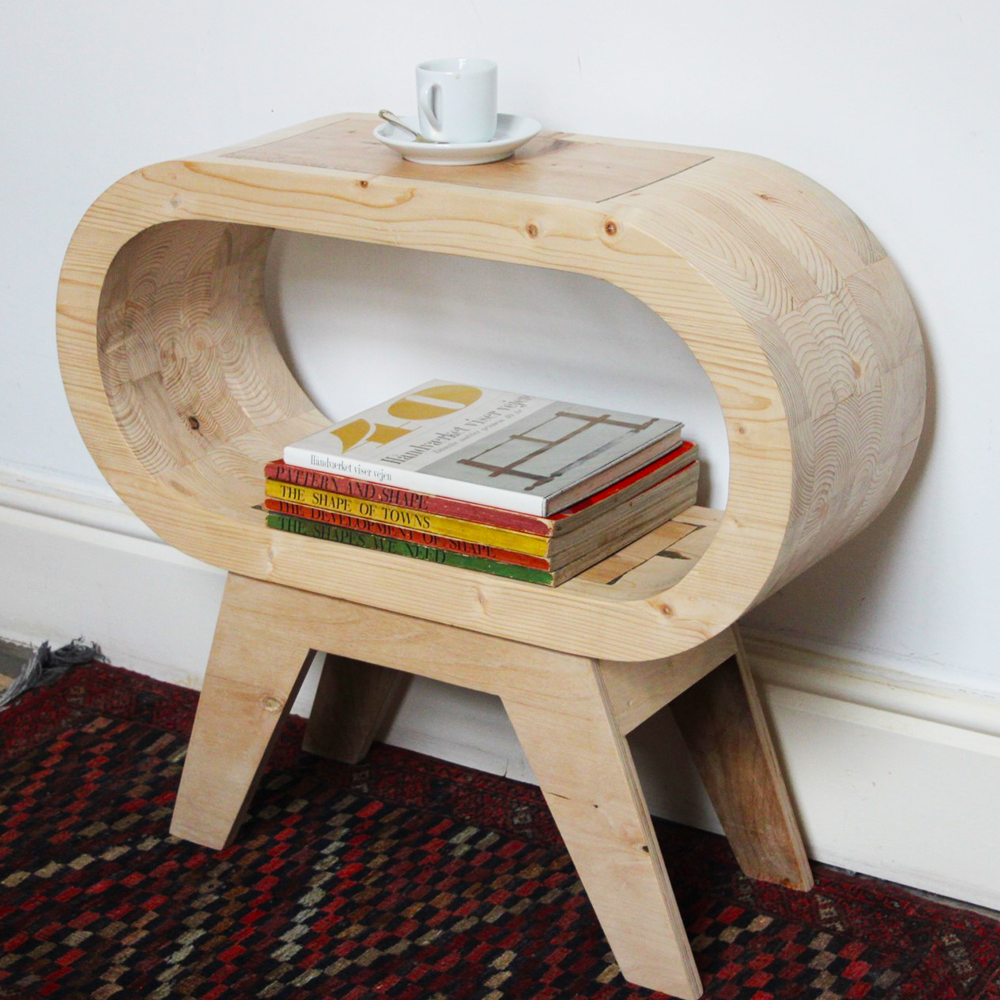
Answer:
503 658 703 1000
170 574 314 849
672 632 813 890
302 655 409 764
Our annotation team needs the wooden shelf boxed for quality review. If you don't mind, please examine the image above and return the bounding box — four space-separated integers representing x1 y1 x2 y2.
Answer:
58 113 925 662
569 506 722 597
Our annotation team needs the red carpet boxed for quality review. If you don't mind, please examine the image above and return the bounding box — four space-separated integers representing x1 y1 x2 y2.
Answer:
1 662 998 999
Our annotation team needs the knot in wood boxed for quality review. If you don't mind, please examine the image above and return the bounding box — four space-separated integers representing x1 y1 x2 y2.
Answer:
603 220 618 236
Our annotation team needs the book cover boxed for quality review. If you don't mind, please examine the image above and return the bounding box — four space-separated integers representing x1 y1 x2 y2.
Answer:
282 380 682 515
266 513 555 585
264 500 551 570
265 441 697 538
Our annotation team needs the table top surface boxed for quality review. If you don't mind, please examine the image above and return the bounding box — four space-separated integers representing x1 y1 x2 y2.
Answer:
214 114 713 203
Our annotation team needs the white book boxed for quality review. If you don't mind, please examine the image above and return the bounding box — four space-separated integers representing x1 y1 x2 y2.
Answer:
282 380 682 516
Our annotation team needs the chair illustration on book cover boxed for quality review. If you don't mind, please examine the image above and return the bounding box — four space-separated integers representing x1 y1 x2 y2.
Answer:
458 408 661 490
56 114 925 999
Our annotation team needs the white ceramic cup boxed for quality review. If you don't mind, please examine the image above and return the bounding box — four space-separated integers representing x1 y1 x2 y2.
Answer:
416 57 497 144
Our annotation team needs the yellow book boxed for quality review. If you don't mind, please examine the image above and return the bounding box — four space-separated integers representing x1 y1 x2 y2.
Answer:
264 479 549 556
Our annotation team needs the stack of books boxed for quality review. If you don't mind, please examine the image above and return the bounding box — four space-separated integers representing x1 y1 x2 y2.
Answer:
264 381 699 586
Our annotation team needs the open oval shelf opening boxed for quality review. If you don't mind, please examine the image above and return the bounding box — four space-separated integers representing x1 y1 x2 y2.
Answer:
265 232 730 508
263 231 730 596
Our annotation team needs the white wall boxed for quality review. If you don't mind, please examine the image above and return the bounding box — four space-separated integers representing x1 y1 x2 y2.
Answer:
2 0 1000 905
3 0 998 691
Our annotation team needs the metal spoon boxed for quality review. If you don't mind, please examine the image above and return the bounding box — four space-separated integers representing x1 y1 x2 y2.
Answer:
378 109 437 143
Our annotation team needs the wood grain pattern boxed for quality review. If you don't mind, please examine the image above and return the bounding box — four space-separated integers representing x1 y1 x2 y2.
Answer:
56 113 926 662
577 506 721 594
601 626 738 734
619 155 923 597
220 115 711 201
169 574 315 849
302 655 409 764
504 671 702 998
671 634 813 890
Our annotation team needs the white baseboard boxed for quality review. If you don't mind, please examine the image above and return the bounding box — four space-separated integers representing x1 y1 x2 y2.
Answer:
2 464 998 911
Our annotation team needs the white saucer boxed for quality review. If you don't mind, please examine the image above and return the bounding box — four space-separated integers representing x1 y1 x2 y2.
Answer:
374 113 542 165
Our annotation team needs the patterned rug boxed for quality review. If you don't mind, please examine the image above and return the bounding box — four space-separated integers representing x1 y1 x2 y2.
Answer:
1 663 998 1000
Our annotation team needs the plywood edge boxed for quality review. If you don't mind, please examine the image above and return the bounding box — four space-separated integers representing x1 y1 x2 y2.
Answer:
601 626 739 734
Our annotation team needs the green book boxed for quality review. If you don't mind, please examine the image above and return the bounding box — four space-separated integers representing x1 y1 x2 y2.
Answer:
266 513 555 586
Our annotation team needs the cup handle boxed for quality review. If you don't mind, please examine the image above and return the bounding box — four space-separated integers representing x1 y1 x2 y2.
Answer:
418 82 443 139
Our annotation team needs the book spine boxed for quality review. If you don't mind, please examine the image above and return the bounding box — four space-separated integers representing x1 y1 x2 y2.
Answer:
266 514 555 586
265 480 551 556
264 460 554 537
282 445 549 516
264 499 552 570
545 480 699 585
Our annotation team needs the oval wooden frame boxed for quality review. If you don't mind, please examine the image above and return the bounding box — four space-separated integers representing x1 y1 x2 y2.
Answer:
57 115 925 662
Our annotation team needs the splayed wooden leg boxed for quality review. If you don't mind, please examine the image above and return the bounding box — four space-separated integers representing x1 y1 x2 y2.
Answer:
672 629 813 890
170 573 314 850
302 654 409 764
504 657 703 999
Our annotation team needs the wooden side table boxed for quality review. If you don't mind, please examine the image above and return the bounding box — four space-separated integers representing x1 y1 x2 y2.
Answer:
57 115 925 998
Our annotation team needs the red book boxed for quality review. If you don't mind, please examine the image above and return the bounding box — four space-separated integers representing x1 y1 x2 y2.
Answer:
265 441 697 538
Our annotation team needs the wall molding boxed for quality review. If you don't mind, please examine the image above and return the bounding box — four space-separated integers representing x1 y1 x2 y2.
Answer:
0 464 161 543
2 463 998 911
746 633 1000 754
